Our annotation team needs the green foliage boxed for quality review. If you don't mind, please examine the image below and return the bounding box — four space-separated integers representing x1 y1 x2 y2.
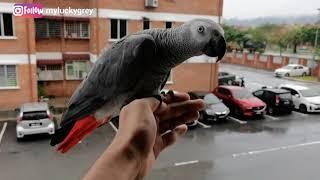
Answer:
38 83 46 98
223 24 246 50
315 48 320 62
222 23 319 54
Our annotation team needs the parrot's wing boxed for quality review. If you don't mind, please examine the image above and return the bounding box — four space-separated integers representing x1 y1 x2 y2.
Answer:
60 34 157 126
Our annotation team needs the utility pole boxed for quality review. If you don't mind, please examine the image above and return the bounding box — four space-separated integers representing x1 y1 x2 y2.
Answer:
313 8 320 61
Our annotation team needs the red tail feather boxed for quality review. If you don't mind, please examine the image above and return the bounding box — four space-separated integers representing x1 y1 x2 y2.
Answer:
57 115 111 153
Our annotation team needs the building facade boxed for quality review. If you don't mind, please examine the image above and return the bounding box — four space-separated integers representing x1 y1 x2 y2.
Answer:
0 0 223 110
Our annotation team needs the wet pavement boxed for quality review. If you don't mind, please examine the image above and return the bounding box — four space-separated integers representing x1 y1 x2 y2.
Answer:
0 64 320 180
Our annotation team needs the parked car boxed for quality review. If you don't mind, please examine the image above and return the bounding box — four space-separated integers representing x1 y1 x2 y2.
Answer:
213 86 266 118
218 71 245 86
278 84 320 113
274 64 310 77
188 91 230 122
16 102 55 140
253 88 293 114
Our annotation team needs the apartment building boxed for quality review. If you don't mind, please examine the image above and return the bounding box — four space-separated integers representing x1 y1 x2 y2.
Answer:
0 0 223 110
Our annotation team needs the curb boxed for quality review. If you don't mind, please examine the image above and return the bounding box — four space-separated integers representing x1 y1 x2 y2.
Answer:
0 118 16 122
282 77 320 84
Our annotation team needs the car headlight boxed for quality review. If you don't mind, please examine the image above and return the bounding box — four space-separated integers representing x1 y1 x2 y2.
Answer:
309 103 320 107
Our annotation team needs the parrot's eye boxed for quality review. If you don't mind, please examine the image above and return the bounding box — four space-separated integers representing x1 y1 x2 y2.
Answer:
197 26 205 33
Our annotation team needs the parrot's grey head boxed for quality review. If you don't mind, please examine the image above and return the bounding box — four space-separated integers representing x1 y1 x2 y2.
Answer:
183 19 226 61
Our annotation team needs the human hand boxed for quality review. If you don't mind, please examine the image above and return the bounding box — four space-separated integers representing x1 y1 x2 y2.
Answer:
114 92 205 179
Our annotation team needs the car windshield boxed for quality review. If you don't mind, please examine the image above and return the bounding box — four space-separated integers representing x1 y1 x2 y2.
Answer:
22 111 48 120
204 94 220 104
299 89 320 97
279 93 292 99
233 88 254 99
283 66 294 69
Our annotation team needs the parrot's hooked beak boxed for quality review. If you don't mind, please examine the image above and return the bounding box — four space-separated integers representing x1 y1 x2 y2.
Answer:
203 33 226 62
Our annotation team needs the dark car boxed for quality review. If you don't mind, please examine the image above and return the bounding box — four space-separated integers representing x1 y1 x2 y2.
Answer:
252 88 293 114
213 86 266 118
218 72 245 87
188 91 230 122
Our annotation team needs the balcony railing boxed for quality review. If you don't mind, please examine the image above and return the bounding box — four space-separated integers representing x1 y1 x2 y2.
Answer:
38 70 64 81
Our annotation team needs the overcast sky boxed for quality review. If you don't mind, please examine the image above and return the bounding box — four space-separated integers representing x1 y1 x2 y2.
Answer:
224 0 320 19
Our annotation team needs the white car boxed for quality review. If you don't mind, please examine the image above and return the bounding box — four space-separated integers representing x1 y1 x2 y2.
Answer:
274 64 310 77
278 84 320 113
16 102 55 140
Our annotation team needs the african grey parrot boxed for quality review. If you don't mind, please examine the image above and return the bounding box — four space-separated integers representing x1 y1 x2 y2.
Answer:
50 18 226 153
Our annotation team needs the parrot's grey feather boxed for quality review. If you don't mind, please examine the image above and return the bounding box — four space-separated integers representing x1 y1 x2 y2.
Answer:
60 34 157 126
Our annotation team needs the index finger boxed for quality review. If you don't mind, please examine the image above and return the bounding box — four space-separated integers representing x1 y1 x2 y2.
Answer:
163 92 190 104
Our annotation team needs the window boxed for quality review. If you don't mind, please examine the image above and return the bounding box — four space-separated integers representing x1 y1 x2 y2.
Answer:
38 65 62 71
143 20 150 30
281 87 298 96
263 91 273 99
110 19 127 39
35 19 61 38
0 13 14 37
0 65 17 87
218 88 231 96
65 21 89 38
65 61 90 80
166 22 172 29
253 90 264 97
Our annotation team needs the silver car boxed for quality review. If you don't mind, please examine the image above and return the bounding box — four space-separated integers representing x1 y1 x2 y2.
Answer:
16 102 55 140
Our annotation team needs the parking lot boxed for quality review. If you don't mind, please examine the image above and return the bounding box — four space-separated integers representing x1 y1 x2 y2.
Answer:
1 63 320 180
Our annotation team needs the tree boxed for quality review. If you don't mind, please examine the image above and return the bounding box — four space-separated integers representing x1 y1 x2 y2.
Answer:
286 27 303 53
223 24 246 51
315 48 320 81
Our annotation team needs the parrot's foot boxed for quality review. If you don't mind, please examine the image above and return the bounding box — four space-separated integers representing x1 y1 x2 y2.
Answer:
150 94 163 105
166 90 175 97
122 94 164 109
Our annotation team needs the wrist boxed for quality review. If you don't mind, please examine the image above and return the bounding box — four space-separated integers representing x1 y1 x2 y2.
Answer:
112 128 153 161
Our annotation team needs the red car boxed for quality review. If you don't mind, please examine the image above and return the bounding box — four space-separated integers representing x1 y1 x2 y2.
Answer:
213 86 266 118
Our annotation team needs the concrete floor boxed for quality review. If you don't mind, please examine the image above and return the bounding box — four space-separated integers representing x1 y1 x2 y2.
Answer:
0 64 320 180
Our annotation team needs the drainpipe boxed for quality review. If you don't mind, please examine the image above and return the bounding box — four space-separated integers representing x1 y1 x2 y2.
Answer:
26 16 35 102
96 0 100 57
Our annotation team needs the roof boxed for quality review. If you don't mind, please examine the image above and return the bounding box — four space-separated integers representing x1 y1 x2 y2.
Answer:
218 85 245 90
279 84 309 90
287 64 300 67
261 88 290 94
21 102 49 112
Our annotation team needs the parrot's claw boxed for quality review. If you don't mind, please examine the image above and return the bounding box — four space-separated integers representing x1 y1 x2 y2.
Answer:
167 90 175 97
150 94 163 106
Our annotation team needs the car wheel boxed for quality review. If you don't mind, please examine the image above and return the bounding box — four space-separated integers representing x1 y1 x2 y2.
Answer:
200 112 207 122
299 104 308 113
302 72 307 77
285 73 290 77
16 137 23 142
234 108 242 118
267 106 274 115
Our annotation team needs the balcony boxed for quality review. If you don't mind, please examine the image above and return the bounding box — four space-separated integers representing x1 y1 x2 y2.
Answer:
37 70 64 81
37 64 64 81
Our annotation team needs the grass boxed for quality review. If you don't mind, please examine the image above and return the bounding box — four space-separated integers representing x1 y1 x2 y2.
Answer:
291 76 319 82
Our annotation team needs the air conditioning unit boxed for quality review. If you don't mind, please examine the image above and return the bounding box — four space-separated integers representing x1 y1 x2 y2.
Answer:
145 0 158 8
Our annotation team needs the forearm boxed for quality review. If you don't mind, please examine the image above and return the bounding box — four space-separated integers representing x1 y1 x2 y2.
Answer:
83 138 143 180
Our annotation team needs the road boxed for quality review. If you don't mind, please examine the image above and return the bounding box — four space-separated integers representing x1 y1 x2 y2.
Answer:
219 63 320 91
0 64 320 180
